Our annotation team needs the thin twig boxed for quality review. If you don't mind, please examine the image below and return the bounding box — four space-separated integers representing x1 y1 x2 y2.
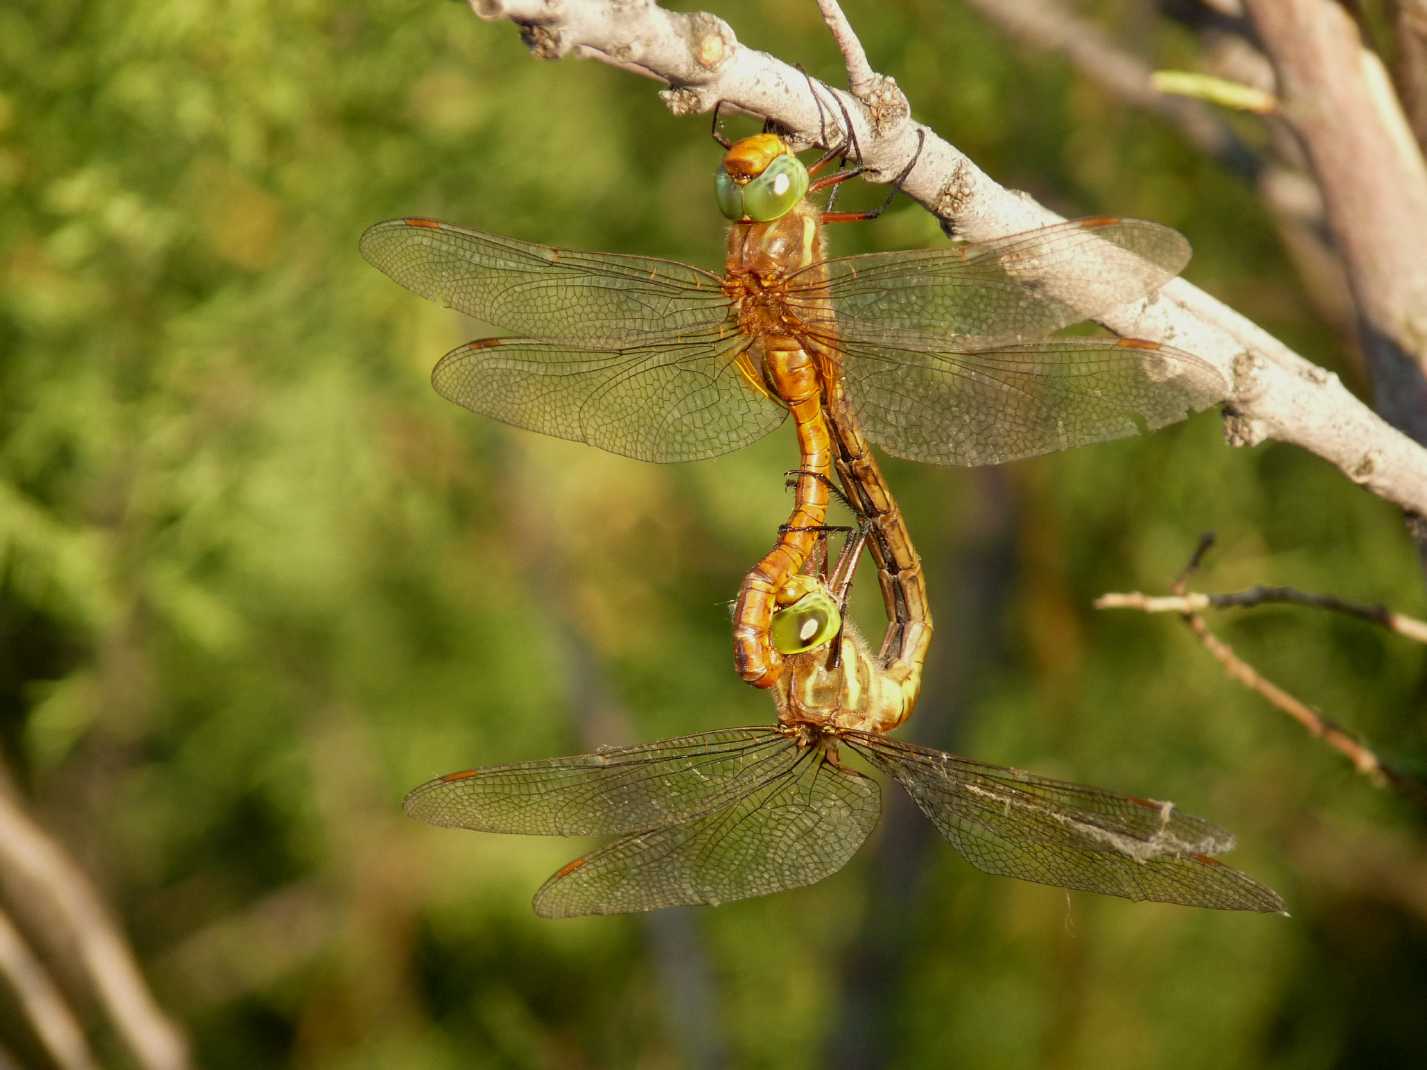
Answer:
1096 540 1427 806
0 779 190 1070
0 909 99 1070
467 0 1427 523
815 0 878 99
1095 587 1427 644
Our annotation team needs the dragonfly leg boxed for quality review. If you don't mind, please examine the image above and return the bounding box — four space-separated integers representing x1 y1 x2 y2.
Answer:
822 519 875 671
710 100 733 149
801 69 857 179
809 92 868 213
778 523 854 541
820 128 926 225
785 467 855 512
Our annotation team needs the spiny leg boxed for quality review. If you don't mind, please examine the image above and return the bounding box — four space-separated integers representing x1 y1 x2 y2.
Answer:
785 468 855 513
820 127 926 224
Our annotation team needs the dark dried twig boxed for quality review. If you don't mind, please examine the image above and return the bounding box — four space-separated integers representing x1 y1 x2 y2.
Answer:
1097 536 1427 806
1096 586 1427 644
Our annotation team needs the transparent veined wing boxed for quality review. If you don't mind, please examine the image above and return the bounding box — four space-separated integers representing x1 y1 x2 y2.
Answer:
846 733 1285 912
428 333 786 462
532 740 881 917
788 217 1192 348
360 218 734 346
823 334 1226 466
405 728 801 838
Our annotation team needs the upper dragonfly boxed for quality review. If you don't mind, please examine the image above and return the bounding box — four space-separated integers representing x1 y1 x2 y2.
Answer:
361 132 1224 692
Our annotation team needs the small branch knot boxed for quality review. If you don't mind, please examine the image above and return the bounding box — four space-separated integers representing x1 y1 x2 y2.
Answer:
521 22 565 59
660 86 711 116
685 12 734 72
1231 349 1266 402
1222 406 1267 448
932 159 973 228
1352 450 1383 483
862 74 910 135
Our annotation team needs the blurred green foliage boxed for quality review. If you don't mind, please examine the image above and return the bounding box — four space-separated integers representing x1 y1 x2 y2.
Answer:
2 1 1425 1067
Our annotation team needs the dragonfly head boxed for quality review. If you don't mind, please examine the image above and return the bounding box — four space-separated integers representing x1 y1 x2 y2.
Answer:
716 134 810 223
770 575 842 654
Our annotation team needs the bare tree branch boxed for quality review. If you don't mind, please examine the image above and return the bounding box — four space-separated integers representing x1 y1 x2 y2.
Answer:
0 776 189 1070
468 0 1427 520
0 909 99 1070
1245 0 1427 445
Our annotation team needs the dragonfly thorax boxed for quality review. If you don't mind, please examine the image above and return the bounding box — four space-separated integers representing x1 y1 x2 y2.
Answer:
775 621 911 735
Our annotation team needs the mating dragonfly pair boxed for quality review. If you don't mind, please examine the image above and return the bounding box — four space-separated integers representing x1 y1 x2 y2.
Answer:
363 123 1283 917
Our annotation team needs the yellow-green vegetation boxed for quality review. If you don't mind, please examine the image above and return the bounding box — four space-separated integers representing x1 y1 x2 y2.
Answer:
2 2 1423 1068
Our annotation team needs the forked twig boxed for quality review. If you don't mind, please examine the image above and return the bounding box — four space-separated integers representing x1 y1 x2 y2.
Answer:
1097 535 1427 806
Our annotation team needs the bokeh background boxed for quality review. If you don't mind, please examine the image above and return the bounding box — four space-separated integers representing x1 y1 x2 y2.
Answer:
3 1 1426 1067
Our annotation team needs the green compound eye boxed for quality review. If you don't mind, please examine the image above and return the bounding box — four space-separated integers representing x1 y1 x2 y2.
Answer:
739 153 809 222
714 169 745 221
770 587 842 654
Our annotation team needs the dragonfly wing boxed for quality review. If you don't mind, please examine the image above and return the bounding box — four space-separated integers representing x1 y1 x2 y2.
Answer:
824 335 1226 465
429 334 785 462
405 728 800 838
847 734 1284 913
794 217 1191 347
360 218 733 345
532 744 881 917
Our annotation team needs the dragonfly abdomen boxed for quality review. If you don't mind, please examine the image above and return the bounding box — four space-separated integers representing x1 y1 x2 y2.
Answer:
825 386 931 727
732 340 835 689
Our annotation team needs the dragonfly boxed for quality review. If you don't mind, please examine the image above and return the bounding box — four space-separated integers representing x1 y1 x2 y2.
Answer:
404 527 1283 918
361 132 1225 696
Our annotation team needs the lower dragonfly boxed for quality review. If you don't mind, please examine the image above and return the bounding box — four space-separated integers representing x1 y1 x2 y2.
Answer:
404 525 1285 918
